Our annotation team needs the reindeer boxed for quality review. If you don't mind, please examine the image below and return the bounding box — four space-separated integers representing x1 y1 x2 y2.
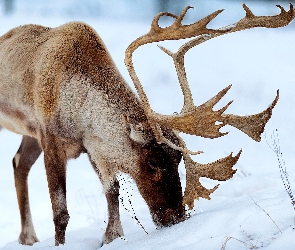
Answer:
0 3 294 246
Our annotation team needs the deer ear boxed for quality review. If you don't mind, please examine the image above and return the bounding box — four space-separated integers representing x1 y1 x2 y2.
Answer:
129 123 147 144
123 114 150 145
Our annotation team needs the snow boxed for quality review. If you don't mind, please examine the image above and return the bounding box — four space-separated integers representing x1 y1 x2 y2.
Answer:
0 1 295 249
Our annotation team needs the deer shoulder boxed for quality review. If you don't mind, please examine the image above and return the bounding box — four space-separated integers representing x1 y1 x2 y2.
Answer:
0 22 144 145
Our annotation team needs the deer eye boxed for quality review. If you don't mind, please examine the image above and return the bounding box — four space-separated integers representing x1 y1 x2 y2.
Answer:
147 159 158 170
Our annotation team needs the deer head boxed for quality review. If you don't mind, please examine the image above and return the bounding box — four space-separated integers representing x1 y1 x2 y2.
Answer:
125 4 294 210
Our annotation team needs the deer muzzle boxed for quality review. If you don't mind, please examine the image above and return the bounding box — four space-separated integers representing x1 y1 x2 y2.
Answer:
151 206 185 227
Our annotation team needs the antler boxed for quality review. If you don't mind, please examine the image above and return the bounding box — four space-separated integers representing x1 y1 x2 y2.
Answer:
125 4 294 209
125 3 293 144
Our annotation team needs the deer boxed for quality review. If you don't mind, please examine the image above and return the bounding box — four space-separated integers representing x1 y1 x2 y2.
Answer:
0 3 293 246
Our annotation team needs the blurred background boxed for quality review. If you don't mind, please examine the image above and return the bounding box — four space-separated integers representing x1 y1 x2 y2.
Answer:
0 0 294 25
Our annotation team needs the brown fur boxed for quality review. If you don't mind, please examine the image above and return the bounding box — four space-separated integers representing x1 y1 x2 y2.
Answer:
0 22 184 246
13 136 41 245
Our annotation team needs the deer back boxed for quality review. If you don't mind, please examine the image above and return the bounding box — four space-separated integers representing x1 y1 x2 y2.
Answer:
0 22 148 141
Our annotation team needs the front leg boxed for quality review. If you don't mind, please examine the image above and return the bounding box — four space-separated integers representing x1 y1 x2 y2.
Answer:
41 134 69 246
88 157 123 244
104 178 123 244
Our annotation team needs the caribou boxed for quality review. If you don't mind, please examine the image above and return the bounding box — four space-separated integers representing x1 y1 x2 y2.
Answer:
0 4 294 246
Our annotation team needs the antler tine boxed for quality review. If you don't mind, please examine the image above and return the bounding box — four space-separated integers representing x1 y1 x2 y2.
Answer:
151 6 193 32
175 6 194 25
236 3 294 29
158 44 195 113
203 84 232 109
243 3 255 18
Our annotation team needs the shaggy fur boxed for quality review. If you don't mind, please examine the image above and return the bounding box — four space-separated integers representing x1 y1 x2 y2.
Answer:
0 22 184 246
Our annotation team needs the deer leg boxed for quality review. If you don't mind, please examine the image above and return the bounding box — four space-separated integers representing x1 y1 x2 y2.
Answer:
13 136 42 245
41 135 69 246
89 158 123 244
103 178 123 244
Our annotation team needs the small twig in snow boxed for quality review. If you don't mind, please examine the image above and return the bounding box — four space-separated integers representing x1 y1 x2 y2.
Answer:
248 194 282 234
117 173 148 235
221 236 257 250
265 129 295 211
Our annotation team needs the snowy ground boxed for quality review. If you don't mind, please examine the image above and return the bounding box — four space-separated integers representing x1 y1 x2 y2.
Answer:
0 1 295 249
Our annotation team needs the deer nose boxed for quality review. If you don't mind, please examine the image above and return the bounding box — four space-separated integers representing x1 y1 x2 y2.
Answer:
164 207 185 225
152 206 185 227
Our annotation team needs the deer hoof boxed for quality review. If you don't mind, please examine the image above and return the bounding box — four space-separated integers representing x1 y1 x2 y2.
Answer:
18 232 39 246
102 227 124 245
